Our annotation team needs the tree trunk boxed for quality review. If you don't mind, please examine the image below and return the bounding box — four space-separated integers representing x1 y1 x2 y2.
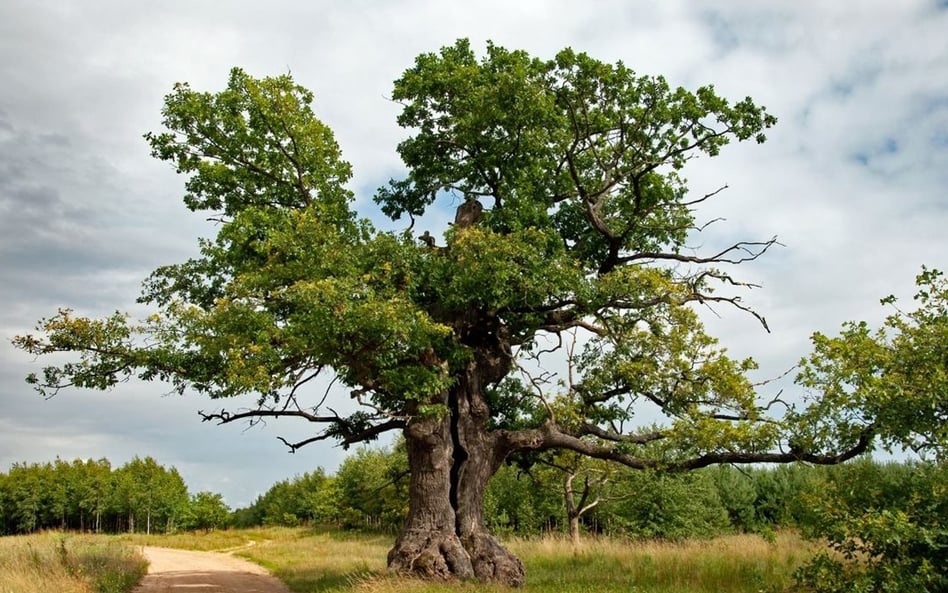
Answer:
454 366 525 585
387 410 475 580
387 353 525 586
564 473 582 552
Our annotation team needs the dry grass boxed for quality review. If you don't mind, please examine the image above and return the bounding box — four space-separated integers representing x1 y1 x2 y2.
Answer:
231 528 817 593
117 526 276 551
508 532 817 593
0 532 147 593
4 527 816 593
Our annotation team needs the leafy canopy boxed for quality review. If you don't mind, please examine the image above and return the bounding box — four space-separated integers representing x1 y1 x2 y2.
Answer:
15 40 863 467
795 267 948 460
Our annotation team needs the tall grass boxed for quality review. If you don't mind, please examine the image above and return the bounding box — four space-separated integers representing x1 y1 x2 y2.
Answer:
0 532 147 593
229 528 816 593
512 533 814 593
4 527 815 593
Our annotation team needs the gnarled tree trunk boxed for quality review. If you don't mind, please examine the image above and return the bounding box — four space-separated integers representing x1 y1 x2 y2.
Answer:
387 344 525 586
387 410 475 580
454 363 525 585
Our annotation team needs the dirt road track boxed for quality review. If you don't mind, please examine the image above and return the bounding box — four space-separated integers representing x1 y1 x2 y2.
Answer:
132 546 291 593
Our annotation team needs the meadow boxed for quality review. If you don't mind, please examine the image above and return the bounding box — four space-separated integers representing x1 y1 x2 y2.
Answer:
0 531 147 593
122 527 815 593
0 527 818 593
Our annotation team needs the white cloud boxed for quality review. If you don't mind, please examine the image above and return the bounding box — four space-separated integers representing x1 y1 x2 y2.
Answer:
1 0 945 505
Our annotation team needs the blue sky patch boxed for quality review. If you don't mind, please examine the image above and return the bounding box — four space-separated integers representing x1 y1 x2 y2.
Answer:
702 11 740 54
850 137 900 168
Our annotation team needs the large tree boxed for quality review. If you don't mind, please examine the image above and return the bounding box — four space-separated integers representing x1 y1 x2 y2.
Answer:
13 40 902 585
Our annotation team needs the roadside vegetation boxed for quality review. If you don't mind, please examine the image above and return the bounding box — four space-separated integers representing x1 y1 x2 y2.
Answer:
3 455 947 591
227 529 816 593
0 532 146 593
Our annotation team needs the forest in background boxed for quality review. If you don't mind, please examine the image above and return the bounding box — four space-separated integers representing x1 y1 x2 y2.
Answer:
1 446 941 542
3 448 946 591
0 456 228 535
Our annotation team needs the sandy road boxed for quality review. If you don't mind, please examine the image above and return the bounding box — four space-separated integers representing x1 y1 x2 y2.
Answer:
132 546 291 593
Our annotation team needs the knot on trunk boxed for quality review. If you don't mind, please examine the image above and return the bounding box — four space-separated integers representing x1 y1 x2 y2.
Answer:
462 531 526 586
387 530 475 581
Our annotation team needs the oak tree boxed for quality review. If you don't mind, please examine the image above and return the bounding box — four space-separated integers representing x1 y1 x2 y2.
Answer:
14 40 908 585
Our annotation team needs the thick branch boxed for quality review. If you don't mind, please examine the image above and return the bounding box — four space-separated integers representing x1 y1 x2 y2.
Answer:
198 408 405 451
578 423 666 445
501 421 875 471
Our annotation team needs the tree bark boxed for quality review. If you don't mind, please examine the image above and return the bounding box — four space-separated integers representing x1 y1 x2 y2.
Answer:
454 361 525 585
387 409 475 581
387 350 525 586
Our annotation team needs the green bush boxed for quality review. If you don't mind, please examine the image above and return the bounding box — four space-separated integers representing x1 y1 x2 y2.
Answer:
485 464 562 534
601 470 731 540
795 460 948 593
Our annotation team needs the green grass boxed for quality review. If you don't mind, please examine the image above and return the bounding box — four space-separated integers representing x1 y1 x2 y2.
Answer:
512 534 813 593
0 528 817 593
225 528 815 593
117 526 277 551
0 532 147 593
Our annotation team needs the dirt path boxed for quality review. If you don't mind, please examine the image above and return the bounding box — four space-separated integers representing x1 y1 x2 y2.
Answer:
132 546 291 592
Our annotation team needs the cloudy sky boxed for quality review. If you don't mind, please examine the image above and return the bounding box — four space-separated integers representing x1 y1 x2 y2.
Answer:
1 1 946 507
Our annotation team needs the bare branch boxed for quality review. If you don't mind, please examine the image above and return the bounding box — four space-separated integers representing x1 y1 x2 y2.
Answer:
199 408 338 425
198 407 405 452
621 236 781 266
682 184 729 207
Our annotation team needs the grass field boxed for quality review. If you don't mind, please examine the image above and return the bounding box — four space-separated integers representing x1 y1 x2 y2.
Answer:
0 532 147 593
125 527 816 593
1 528 817 593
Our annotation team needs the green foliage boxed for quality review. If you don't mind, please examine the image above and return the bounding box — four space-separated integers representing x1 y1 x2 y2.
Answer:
380 39 774 231
708 466 759 532
706 465 818 536
180 491 231 532
485 464 564 534
794 267 948 458
333 445 409 531
599 470 730 540
235 445 409 532
791 270 948 592
0 456 219 535
145 67 354 217
111 456 189 534
795 460 948 593
234 467 339 528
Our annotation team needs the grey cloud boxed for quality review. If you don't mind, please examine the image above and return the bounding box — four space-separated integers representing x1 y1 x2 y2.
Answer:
1 0 947 506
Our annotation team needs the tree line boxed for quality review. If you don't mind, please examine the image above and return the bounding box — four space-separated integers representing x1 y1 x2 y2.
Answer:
0 456 229 535
231 443 941 542
4 449 944 591
232 447 947 591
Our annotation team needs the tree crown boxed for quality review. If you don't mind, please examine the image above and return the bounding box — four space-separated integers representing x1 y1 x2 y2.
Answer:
21 41 937 469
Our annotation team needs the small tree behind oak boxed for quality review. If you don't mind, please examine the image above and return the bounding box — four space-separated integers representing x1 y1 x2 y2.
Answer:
14 40 918 585
793 268 948 592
